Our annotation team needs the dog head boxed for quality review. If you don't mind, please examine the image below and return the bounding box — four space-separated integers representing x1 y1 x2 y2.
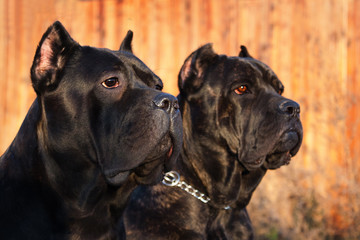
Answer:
30 21 182 187
178 44 302 171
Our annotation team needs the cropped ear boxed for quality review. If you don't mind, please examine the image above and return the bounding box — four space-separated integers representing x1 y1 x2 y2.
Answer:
119 30 133 53
178 43 217 95
238 45 253 58
30 21 79 94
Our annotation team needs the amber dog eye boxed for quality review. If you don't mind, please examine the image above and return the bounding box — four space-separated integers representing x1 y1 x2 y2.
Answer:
234 85 249 95
102 77 119 89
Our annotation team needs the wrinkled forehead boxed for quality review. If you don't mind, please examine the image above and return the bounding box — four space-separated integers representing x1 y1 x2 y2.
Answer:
223 57 283 90
78 46 162 86
225 57 266 79
117 50 163 86
77 47 125 73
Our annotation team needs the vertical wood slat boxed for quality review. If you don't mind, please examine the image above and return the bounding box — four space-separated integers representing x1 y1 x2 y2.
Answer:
346 0 360 232
0 0 359 237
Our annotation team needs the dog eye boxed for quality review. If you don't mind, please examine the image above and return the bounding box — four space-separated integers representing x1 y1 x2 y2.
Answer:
277 87 284 95
102 77 119 89
155 84 163 91
234 85 249 95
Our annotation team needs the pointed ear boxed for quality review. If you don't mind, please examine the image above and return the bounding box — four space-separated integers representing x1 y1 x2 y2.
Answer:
238 45 253 58
30 21 79 94
119 30 133 53
178 43 217 95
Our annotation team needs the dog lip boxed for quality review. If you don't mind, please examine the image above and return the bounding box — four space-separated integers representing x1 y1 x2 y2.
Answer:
240 156 266 171
165 116 183 171
164 138 177 171
290 145 299 156
285 151 292 164
104 168 128 178
265 150 293 168
277 129 302 155
167 145 174 159
288 130 302 157
104 169 130 186
243 162 262 171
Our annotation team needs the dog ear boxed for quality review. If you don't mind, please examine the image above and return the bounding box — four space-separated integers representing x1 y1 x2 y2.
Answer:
178 43 217 95
119 30 133 53
238 45 253 58
31 21 79 94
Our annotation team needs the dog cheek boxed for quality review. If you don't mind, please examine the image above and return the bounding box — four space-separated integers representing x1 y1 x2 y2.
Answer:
217 123 241 155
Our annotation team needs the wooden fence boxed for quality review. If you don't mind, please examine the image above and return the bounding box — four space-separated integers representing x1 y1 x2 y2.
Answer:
1 0 360 238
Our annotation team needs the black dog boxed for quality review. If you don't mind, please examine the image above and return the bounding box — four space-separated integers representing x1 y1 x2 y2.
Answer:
124 44 303 239
0 21 182 239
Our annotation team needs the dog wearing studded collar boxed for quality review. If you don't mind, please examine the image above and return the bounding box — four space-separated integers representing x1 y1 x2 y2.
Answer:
124 44 303 239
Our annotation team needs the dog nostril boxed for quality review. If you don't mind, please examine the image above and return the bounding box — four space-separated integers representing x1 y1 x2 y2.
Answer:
161 99 170 110
173 100 179 110
287 106 295 115
154 94 178 113
154 98 170 110
279 100 300 117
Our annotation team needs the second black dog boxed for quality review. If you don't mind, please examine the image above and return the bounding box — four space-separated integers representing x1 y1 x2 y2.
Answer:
124 44 303 239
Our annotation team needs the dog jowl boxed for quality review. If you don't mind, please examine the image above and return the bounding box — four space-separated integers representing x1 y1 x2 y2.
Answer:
124 44 302 239
0 21 182 239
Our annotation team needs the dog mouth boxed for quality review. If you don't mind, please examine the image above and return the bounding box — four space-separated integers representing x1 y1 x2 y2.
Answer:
264 129 302 169
134 113 183 185
104 112 182 187
133 136 177 185
265 151 292 168
241 157 264 171
238 129 302 171
104 138 175 186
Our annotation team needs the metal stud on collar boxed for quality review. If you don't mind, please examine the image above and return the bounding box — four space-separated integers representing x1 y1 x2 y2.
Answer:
162 170 181 187
162 171 211 203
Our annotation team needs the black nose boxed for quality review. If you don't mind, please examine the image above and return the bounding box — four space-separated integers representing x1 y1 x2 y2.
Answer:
279 99 300 117
153 93 179 113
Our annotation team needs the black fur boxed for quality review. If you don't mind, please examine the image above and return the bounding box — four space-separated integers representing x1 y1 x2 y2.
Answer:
124 45 302 239
0 21 182 239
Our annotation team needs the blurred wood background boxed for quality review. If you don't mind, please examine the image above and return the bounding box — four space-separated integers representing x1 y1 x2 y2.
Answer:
0 0 359 238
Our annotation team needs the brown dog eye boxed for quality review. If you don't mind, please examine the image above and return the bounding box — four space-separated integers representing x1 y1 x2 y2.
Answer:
234 85 248 95
278 87 284 95
102 77 119 89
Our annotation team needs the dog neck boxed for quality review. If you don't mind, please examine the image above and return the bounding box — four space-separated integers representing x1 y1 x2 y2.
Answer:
177 131 243 209
178 133 268 211
0 100 44 180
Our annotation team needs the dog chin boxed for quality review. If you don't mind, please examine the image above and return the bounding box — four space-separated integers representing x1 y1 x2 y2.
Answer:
105 171 130 186
240 156 266 171
133 141 174 185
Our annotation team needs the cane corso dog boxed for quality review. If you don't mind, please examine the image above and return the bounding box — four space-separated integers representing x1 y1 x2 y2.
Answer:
0 21 182 239
124 44 303 239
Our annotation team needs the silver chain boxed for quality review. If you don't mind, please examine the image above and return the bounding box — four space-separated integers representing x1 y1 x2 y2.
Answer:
162 171 211 203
